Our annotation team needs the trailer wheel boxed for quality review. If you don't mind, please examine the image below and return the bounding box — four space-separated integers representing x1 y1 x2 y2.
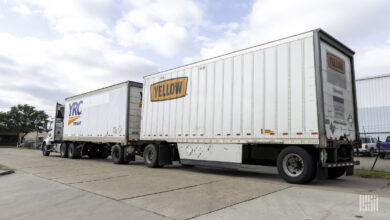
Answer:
60 143 68 158
143 144 159 168
277 146 316 184
369 148 375 157
328 167 346 179
42 143 50 156
68 143 80 159
111 145 125 164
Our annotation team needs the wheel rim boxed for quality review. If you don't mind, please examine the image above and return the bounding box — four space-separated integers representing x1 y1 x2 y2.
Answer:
114 149 119 160
146 149 153 164
282 153 304 177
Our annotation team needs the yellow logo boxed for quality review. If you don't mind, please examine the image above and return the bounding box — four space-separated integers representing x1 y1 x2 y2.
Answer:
68 116 80 125
150 77 188 101
327 53 345 74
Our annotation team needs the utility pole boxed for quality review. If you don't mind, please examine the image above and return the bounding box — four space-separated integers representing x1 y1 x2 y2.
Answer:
34 119 38 149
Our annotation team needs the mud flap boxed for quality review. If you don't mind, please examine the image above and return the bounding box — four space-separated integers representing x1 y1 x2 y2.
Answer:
158 144 172 166
346 166 354 176
317 164 328 179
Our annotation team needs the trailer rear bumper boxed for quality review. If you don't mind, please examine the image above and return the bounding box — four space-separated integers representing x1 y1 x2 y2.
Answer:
317 160 359 179
323 161 360 168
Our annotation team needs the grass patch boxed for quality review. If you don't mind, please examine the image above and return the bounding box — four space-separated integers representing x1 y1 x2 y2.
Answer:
354 168 390 180
11 147 39 150
0 145 16 148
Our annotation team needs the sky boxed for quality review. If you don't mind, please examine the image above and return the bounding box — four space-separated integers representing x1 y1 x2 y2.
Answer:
0 0 390 117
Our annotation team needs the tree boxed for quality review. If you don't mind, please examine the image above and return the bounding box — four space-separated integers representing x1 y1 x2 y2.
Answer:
0 104 49 134
0 111 9 131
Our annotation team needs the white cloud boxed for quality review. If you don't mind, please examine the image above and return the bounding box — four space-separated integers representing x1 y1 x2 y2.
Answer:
115 21 191 56
114 0 203 56
15 0 114 33
2 0 390 115
356 44 390 77
187 0 390 77
0 32 157 114
11 4 35 16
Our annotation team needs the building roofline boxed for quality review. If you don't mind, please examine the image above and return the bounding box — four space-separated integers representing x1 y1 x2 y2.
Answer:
356 73 390 81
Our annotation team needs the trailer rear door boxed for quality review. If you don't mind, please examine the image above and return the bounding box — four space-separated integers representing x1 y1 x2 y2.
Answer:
320 41 357 141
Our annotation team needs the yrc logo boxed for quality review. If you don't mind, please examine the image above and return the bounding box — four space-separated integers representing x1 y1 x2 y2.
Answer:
68 100 83 126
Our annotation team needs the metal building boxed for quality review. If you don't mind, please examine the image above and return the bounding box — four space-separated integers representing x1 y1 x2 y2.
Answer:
356 74 390 141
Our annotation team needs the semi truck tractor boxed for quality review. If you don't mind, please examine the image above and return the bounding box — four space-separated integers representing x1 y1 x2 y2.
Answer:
43 29 360 184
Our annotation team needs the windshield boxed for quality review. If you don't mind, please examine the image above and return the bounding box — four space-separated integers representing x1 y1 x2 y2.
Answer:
48 121 54 131
360 137 370 143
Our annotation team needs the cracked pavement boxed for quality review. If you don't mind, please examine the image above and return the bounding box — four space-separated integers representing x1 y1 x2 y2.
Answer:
1 148 390 220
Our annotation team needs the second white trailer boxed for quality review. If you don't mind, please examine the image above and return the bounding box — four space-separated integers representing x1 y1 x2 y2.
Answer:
140 29 360 183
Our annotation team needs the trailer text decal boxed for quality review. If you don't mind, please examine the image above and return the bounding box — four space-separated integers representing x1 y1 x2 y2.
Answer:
68 100 83 126
327 53 345 74
150 77 188 101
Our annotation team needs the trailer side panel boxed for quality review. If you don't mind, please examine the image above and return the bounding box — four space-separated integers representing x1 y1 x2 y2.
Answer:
141 31 320 145
63 82 129 144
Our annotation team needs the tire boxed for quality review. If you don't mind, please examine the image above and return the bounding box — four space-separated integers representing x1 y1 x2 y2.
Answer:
181 164 194 167
60 143 68 158
380 153 385 159
328 167 346 179
68 143 79 159
277 146 316 184
111 145 124 164
369 148 374 157
143 144 159 168
42 143 50 156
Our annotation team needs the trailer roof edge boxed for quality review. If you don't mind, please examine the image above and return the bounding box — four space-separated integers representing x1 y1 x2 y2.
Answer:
143 29 322 79
65 80 142 101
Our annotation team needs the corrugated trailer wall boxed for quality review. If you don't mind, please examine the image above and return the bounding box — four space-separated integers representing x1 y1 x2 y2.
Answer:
356 75 390 141
141 32 319 144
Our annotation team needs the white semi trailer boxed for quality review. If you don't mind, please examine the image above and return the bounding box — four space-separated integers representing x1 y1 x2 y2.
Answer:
43 29 360 184
42 81 144 163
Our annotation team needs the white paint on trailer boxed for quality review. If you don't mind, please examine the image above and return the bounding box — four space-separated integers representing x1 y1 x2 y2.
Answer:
141 31 320 143
177 143 242 163
63 82 142 143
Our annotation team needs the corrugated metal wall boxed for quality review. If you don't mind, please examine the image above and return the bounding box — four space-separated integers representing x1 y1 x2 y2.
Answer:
141 32 320 144
356 74 390 141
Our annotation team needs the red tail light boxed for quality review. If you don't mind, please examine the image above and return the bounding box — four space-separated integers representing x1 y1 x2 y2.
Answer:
365 145 368 149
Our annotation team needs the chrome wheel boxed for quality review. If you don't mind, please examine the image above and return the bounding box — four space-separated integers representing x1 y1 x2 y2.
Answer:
146 149 154 164
282 153 304 177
